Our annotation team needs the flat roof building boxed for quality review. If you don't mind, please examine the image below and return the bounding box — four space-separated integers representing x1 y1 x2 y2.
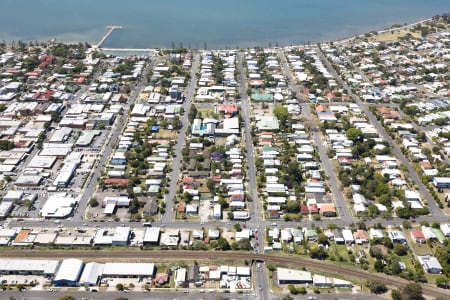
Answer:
102 263 155 278
27 155 57 169
143 227 161 245
277 267 312 284
41 193 79 219
0 259 59 276
112 226 130 246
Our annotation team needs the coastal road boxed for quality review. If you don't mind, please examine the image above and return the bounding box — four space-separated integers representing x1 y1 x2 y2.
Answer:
162 52 200 223
277 50 352 223
315 45 446 218
2 250 447 299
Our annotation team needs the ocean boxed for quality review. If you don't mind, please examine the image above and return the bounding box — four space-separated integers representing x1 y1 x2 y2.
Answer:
0 0 449 49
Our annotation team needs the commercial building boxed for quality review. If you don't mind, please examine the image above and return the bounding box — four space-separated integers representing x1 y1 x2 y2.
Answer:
40 193 79 218
53 258 84 287
79 262 104 286
0 259 58 276
112 226 130 246
102 263 155 278
276 267 312 284
143 227 161 245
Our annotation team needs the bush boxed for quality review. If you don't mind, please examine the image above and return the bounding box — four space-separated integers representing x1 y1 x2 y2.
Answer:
288 284 298 295
297 286 307 294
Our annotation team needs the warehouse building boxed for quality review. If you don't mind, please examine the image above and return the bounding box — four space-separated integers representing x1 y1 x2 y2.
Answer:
53 258 84 287
112 226 130 246
102 263 155 278
40 193 79 218
276 267 312 284
0 259 58 276
143 227 161 245
79 262 104 286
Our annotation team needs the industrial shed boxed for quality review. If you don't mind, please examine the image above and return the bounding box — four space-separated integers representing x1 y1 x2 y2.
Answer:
102 263 155 278
0 259 58 276
276 267 312 284
53 258 84 287
79 262 104 286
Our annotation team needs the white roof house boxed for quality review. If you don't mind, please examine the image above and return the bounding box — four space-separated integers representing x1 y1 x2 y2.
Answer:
342 229 354 244
440 223 450 237
175 268 186 286
418 256 443 274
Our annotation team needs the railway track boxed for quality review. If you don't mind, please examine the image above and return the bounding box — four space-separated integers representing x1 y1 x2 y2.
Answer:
1 250 446 298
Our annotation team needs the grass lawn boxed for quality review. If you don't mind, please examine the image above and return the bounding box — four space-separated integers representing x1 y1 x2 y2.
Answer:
215 137 228 146
198 183 210 193
370 29 421 42
403 228 433 256
197 107 216 117
330 243 351 261
153 129 176 139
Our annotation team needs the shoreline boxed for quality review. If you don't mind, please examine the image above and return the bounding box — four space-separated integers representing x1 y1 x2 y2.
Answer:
0 15 443 51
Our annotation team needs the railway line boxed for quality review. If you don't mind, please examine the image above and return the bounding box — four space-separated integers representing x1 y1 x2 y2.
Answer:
1 250 447 298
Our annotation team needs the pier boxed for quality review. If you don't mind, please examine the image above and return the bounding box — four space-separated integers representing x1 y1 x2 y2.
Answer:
95 25 123 48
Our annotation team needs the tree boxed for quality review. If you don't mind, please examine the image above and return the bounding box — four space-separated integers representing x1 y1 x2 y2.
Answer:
285 200 299 213
393 244 408 256
206 179 215 193
288 284 298 295
216 237 230 251
273 105 289 128
365 279 387 294
346 128 362 143
317 233 329 246
391 289 402 300
0 140 14 150
374 259 384 272
435 275 449 288
309 246 328 260
116 283 124 291
89 198 99 207
402 282 424 300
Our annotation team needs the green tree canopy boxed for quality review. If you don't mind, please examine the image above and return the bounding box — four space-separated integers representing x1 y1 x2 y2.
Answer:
402 282 424 300
273 105 289 125
346 128 362 142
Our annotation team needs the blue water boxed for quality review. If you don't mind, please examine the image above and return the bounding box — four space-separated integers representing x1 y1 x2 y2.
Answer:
0 0 449 48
